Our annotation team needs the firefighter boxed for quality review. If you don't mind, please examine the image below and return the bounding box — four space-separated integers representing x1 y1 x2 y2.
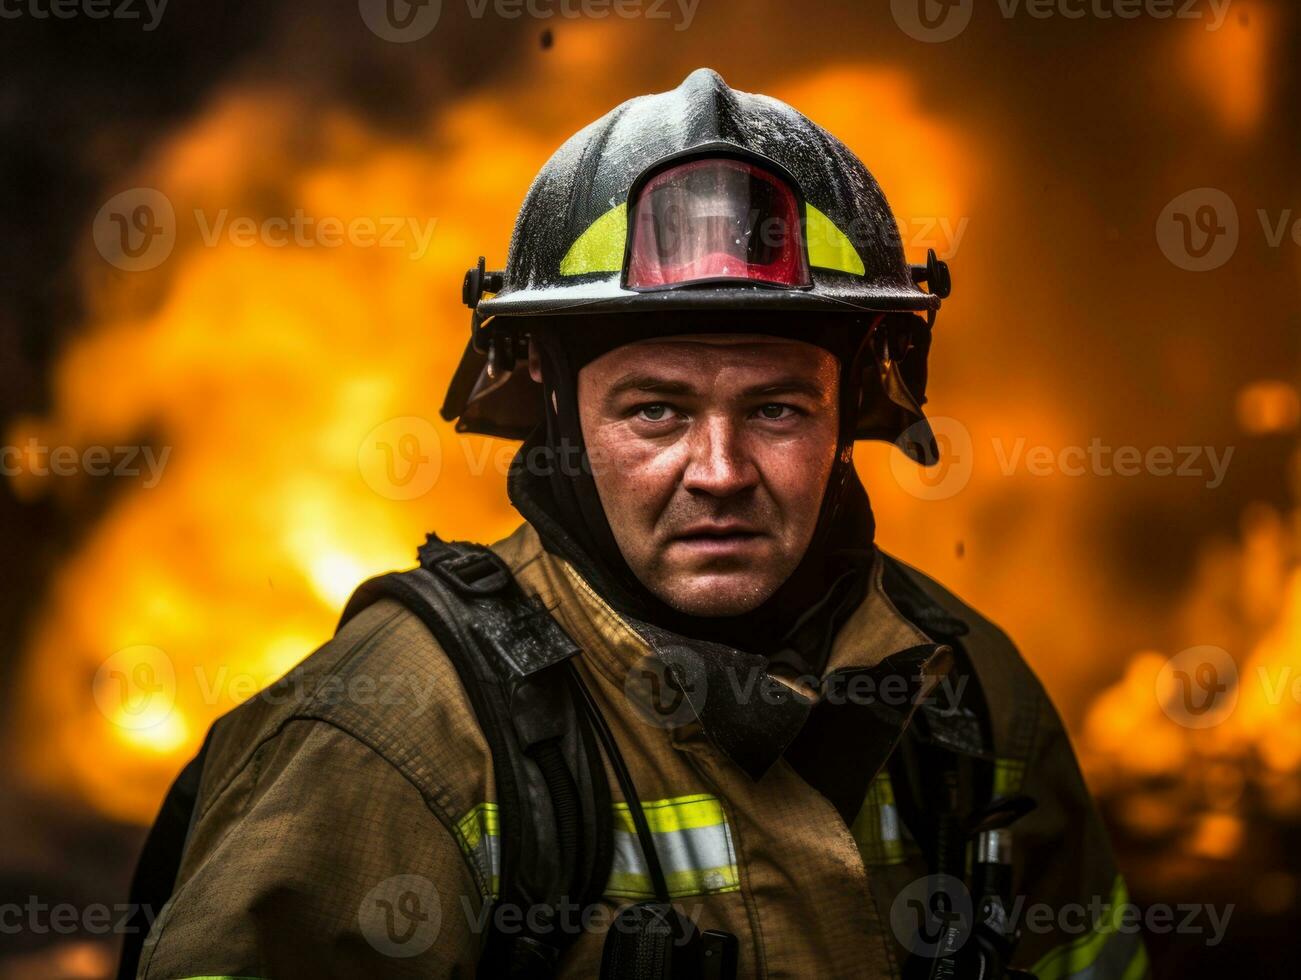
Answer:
124 69 1147 980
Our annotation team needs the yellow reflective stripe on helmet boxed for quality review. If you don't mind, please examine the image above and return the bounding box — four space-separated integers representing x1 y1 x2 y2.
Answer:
850 771 905 866
557 200 866 277
452 794 738 901
1030 876 1149 980
559 202 627 275
805 204 865 275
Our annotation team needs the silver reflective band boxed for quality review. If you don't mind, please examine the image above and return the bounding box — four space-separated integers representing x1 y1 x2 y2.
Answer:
976 828 1011 866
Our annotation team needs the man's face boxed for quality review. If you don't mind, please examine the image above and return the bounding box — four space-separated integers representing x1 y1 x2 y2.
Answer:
570 333 841 616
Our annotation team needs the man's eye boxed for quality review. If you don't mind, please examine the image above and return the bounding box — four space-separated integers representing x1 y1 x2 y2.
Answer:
636 404 674 422
757 403 795 420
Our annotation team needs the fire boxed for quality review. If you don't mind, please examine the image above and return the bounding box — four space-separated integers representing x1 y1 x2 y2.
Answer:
1176 0 1278 137
1080 444 1301 858
6 82 547 822
1237 380 1300 436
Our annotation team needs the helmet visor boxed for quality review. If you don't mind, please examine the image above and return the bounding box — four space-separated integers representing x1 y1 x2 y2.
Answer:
625 157 811 290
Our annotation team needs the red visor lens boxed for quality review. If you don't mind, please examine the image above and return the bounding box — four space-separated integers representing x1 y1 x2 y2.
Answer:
625 158 810 290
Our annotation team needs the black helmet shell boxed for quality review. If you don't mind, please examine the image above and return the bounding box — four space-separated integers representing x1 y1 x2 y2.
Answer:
479 68 937 319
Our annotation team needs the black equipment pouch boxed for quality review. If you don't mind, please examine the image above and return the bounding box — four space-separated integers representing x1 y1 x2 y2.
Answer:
599 903 739 980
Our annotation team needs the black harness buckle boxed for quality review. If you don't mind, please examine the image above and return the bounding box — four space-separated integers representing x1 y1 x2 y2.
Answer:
419 535 512 596
432 550 512 596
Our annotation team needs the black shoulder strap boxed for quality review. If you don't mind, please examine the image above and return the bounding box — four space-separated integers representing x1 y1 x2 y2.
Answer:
339 534 613 978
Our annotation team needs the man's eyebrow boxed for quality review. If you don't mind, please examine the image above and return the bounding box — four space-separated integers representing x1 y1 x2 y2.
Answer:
740 377 830 400
605 374 699 398
604 373 830 401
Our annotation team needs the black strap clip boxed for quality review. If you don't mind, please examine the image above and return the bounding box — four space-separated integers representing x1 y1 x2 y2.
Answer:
419 534 512 597
910 247 952 299
462 255 505 310
463 256 508 356
434 551 511 597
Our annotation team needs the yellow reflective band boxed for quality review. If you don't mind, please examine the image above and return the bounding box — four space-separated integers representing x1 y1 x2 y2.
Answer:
1031 876 1148 980
605 863 741 901
610 794 739 900
453 794 739 902
610 794 726 835
559 202 627 275
456 801 499 851
850 771 905 866
455 802 500 898
558 200 867 278
805 204 865 275
994 757 1027 797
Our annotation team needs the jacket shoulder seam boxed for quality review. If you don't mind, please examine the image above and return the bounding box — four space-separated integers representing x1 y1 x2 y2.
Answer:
196 603 407 820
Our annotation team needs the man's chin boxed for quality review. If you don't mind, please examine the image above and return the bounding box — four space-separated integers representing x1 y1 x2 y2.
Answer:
652 571 781 618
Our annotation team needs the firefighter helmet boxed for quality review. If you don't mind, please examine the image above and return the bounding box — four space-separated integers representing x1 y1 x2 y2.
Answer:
442 68 950 463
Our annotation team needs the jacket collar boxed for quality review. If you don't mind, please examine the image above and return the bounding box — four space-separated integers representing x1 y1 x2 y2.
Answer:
495 522 951 780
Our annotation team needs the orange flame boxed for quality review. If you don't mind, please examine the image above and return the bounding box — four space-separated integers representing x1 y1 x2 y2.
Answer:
1081 447 1301 857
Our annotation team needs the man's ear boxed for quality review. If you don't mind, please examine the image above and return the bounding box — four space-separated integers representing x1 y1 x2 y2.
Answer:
528 336 558 414
528 337 543 384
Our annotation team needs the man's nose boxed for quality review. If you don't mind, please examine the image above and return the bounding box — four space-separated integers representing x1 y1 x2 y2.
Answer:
680 416 758 497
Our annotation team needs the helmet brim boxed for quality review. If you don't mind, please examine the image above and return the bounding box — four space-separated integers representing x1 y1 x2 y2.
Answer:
477 274 940 321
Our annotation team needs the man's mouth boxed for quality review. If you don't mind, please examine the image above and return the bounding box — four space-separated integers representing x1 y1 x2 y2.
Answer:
668 523 767 556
